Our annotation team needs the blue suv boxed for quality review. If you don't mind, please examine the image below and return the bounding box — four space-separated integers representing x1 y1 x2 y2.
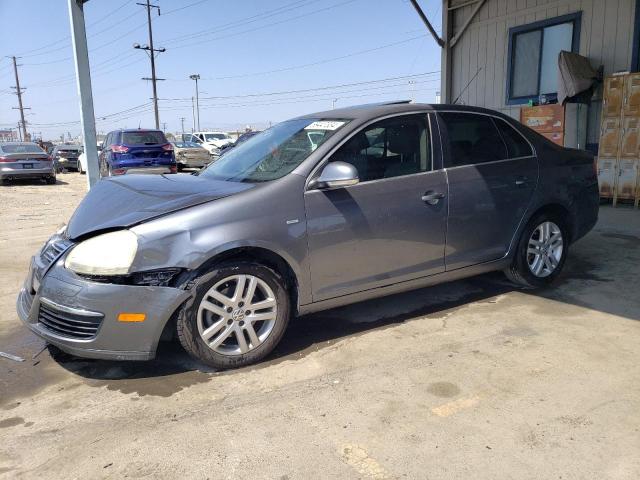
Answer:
99 129 177 177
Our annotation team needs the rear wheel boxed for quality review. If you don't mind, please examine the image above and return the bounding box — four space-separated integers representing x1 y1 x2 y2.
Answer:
504 213 568 288
177 262 290 369
45 176 56 185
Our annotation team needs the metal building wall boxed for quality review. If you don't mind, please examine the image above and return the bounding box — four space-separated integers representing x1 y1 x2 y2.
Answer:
444 0 637 145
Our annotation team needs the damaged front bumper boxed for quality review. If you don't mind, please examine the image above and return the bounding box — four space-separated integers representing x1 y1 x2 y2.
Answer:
16 242 191 361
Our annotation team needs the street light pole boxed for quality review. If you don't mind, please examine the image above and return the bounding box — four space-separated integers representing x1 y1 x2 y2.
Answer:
67 0 99 189
190 74 200 131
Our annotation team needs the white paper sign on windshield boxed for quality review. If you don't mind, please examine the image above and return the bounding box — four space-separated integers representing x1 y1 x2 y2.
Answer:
304 121 345 131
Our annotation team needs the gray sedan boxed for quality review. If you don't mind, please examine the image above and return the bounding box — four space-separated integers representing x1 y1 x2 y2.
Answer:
17 102 599 369
0 142 56 184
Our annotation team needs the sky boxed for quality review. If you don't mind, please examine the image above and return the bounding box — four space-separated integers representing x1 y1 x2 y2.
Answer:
0 0 442 140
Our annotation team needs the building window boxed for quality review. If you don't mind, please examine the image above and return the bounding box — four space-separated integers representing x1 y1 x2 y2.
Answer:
507 12 581 104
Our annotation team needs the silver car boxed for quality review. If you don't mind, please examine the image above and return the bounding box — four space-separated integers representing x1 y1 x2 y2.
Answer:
17 102 599 369
0 142 56 184
172 141 210 171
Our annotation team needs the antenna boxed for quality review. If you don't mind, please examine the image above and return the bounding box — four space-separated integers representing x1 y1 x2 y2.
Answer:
453 67 482 105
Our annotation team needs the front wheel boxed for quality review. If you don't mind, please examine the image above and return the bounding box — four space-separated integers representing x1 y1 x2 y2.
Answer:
177 262 290 369
504 213 568 288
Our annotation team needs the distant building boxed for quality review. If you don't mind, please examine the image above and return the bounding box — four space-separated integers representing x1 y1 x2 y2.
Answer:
0 129 17 142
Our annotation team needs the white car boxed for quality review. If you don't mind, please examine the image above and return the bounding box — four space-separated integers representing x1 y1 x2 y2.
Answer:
77 142 103 174
78 152 87 174
183 131 233 156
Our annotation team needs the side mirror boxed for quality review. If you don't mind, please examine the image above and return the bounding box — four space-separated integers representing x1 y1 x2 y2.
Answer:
309 161 359 190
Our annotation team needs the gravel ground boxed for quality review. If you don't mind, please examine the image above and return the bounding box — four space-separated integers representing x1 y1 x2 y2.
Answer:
1 172 639 479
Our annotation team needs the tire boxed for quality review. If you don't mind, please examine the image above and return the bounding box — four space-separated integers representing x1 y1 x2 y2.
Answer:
177 164 184 172
45 176 56 185
177 262 290 369
504 212 569 288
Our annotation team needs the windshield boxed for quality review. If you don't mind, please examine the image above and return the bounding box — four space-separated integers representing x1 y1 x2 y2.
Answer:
0 144 44 154
199 118 348 183
204 133 229 141
122 131 166 145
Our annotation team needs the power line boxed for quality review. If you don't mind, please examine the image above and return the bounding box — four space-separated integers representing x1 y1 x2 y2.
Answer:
15 0 135 58
161 72 440 102
185 34 429 81
157 0 312 45
163 0 358 51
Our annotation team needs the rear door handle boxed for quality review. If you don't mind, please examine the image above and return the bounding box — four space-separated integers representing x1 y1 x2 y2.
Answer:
421 191 445 205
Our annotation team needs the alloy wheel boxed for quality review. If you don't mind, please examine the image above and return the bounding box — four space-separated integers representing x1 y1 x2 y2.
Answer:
197 274 277 355
527 221 563 278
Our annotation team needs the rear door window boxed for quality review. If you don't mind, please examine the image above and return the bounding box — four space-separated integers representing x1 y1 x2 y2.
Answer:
494 118 533 158
439 112 508 167
122 131 166 145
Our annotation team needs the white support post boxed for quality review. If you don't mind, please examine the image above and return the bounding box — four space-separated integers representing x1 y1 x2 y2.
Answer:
68 0 99 189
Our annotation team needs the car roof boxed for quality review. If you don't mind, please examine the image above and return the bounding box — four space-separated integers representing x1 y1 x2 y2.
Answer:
295 101 510 120
115 129 163 133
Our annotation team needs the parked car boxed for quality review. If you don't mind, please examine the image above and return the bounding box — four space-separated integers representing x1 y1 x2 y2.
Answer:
0 142 56 184
183 131 233 156
217 130 262 156
99 129 176 177
171 141 210 170
51 144 82 172
17 102 599 370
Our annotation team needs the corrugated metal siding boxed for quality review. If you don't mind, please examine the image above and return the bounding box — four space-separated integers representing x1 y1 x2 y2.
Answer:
447 0 637 140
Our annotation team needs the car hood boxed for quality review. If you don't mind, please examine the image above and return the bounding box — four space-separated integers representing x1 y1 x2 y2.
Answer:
66 173 254 239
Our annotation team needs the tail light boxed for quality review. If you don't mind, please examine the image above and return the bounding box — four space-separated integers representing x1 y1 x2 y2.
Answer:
111 145 129 154
111 168 126 175
169 165 177 173
0 156 11 163
161 143 173 152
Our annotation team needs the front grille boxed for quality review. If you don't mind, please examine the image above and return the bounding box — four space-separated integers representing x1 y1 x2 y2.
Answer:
38 301 104 340
40 238 73 267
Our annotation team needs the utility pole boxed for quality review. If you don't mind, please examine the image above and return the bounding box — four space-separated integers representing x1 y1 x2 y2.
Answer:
134 0 164 129
180 117 185 137
10 56 29 141
191 96 196 132
162 121 167 131
189 74 200 131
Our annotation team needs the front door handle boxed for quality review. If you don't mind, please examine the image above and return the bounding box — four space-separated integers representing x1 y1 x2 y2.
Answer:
515 176 529 186
421 191 445 205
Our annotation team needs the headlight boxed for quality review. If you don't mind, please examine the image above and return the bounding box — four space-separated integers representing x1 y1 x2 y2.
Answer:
65 230 138 275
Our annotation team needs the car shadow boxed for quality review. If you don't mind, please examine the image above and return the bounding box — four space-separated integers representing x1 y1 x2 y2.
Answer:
48 272 515 396
1 178 68 186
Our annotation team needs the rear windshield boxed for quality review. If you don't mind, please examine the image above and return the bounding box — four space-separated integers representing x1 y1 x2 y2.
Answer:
122 131 166 145
57 148 80 154
0 144 44 154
